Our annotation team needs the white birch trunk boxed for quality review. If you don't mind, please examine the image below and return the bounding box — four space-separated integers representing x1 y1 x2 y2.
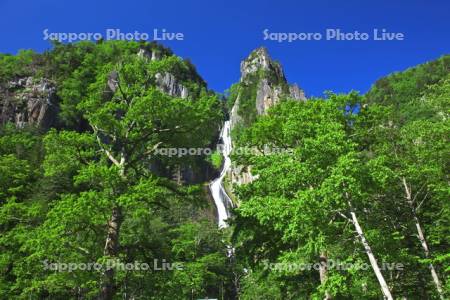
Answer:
350 211 393 300
402 178 444 299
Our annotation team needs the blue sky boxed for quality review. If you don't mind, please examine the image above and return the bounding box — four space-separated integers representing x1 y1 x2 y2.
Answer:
0 0 449 97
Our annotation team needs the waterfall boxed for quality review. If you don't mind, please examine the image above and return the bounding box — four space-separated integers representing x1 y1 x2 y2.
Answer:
209 120 233 228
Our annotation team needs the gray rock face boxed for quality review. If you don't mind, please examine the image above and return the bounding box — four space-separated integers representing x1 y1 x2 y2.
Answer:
289 83 307 101
137 47 161 61
0 77 58 129
107 71 119 93
229 164 257 186
228 47 307 186
151 51 161 61
136 48 189 99
155 72 189 99
107 69 189 99
230 95 242 130
232 47 306 123
107 70 189 100
255 79 284 115
240 47 285 83
137 48 151 60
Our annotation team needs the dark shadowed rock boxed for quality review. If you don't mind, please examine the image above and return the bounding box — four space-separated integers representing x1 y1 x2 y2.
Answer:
0 77 58 129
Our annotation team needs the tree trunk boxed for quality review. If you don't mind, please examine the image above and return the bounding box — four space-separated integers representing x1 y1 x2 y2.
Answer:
350 210 393 300
319 252 332 300
100 205 123 300
415 219 444 300
402 178 444 299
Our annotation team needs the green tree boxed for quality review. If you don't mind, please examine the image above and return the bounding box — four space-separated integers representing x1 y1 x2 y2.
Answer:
233 95 395 299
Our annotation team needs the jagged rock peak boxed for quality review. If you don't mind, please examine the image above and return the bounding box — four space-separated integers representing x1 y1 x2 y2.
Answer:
240 47 285 83
239 47 306 100
238 47 307 116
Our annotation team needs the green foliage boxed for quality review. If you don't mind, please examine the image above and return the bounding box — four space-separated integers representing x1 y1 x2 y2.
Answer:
0 42 229 299
208 150 224 169
0 50 36 81
0 41 210 130
356 82 450 298
365 54 449 122
231 63 291 128
232 84 449 299
225 82 240 111
0 43 448 299
237 77 259 126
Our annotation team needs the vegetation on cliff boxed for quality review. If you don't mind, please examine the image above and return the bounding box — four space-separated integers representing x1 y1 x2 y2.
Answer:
0 43 448 299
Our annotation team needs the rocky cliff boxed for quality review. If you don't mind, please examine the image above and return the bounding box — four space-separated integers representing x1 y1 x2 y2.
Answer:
230 47 306 129
155 72 189 99
137 47 190 99
0 77 58 129
0 42 215 187
0 44 197 130
229 47 307 186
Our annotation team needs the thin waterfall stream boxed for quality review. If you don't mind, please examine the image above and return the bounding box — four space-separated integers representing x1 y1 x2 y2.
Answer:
209 120 234 228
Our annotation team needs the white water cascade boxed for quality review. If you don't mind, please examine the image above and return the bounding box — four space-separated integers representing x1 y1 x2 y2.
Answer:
209 120 234 228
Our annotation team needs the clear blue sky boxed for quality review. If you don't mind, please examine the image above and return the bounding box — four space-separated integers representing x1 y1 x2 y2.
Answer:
0 0 449 97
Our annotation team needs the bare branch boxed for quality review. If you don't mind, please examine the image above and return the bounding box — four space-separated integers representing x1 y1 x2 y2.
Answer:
412 183 427 204
416 192 429 211
336 211 353 223
93 131 121 168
